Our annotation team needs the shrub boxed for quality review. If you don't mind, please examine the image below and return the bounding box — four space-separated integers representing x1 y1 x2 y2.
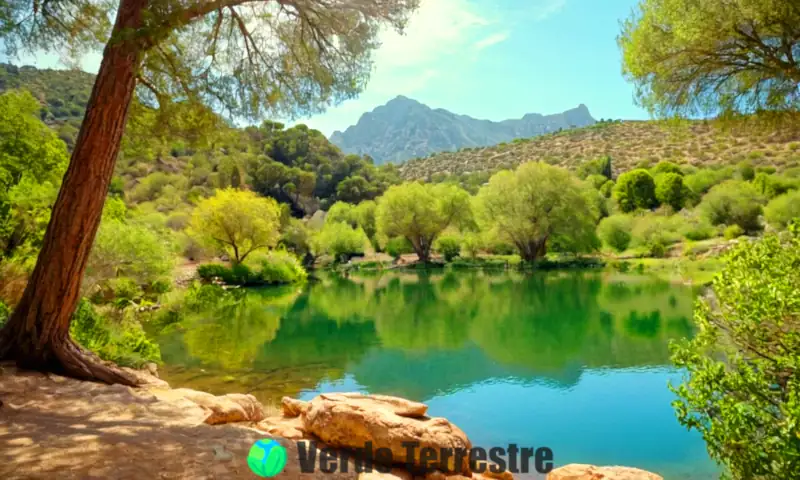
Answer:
599 180 615 198
631 214 682 256
70 299 161 367
252 250 307 284
670 227 800 478
613 169 657 212
596 214 634 252
314 221 368 263
435 234 462 262
723 224 745 240
679 213 716 241
764 191 800 229
753 172 799 199
737 160 755 181
197 263 230 281
651 161 683 176
385 236 414 259
683 168 734 196
655 173 688 210
0 300 9 326
699 180 765 233
460 233 483 259
586 174 609 190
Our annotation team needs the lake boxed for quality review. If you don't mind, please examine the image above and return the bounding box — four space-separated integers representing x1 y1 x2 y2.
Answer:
151 270 719 478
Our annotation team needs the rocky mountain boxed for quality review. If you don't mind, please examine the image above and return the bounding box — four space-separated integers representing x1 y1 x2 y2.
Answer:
329 95 596 164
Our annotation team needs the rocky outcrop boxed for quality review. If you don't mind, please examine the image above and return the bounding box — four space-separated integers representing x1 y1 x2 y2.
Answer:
547 464 664 480
174 389 266 425
281 393 472 475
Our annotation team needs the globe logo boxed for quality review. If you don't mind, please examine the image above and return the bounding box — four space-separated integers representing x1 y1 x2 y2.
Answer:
247 439 287 477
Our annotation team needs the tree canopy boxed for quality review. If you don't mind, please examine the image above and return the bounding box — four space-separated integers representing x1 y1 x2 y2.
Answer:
475 162 599 262
620 0 800 116
376 182 472 262
189 188 281 264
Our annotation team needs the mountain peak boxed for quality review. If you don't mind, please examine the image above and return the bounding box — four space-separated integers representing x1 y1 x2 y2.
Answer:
329 99 596 165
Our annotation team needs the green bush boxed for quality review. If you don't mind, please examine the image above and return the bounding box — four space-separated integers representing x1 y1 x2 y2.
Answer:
0 300 9 326
679 214 716 241
764 191 800 229
435 234 462 262
723 224 745 240
737 160 755 181
753 172 799 199
586 174 609 190
613 169 657 212
655 172 688 210
599 179 615 198
670 227 800 478
460 233 484 259
196 264 229 281
596 214 634 252
385 236 414 259
252 250 307 284
683 167 734 196
70 299 161 368
314 221 368 263
699 180 765 233
631 214 682 256
651 161 683 176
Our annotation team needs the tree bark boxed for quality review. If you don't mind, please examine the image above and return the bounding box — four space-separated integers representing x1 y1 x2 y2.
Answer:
518 237 549 263
0 0 151 386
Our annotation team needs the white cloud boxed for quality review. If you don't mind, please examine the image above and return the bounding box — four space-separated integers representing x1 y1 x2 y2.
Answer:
532 0 567 21
474 32 510 50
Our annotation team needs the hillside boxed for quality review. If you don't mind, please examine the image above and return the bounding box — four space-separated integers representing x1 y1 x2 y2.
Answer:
330 95 596 165
0 63 93 148
398 118 800 181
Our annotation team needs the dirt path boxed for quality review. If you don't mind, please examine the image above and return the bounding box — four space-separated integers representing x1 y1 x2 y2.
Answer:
0 363 356 479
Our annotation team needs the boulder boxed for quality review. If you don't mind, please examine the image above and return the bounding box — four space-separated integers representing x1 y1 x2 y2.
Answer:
547 464 663 480
175 389 265 425
257 415 307 440
281 396 309 417
301 393 471 475
359 468 414 480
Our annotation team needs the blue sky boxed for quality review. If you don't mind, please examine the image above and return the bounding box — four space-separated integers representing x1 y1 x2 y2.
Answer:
13 0 649 137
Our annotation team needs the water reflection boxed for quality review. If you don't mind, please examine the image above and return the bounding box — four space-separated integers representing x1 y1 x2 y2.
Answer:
152 271 695 403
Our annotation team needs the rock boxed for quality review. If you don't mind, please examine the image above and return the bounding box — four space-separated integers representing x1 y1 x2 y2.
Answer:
281 396 309 417
359 468 413 480
547 464 663 480
478 463 514 480
176 389 265 425
257 415 307 440
300 393 471 475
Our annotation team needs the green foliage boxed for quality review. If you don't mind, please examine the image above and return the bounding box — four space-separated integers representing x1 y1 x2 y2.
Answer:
737 161 755 181
435 234 462 262
631 214 683 257
190 188 281 264
586 174 610 190
651 161 683 176
620 0 800 116
460 233 484 260
765 191 800 229
476 162 599 262
655 172 688 211
377 182 472 262
599 179 615 198
69 300 161 368
699 180 765 233
753 172 799 199
0 299 8 325
314 221 368 263
597 214 634 252
670 228 800 478
683 168 735 198
85 217 174 299
723 224 745 240
577 155 613 180
613 169 657 212
679 213 716 241
247 250 308 285
385 236 414 259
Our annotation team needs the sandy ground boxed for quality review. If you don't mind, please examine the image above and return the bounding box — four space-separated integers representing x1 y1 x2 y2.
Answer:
0 363 357 479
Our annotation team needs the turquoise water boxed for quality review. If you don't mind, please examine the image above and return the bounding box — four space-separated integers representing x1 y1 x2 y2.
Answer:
153 270 719 478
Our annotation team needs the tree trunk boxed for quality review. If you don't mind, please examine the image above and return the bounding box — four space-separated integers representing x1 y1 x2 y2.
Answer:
0 0 150 386
519 237 549 263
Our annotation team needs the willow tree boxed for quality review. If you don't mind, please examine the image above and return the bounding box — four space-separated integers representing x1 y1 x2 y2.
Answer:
0 0 418 385
619 0 800 116
475 162 599 262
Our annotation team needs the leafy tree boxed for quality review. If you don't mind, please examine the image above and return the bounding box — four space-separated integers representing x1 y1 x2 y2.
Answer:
190 189 281 264
279 218 317 267
586 174 610 190
597 214 634 252
620 0 800 116
385 236 414 260
313 221 368 263
684 167 735 197
753 172 799 199
764 191 800 229
613 169 657 212
671 226 800 478
655 172 688 211
376 183 472 263
476 162 598 262
699 180 765 233
0 0 417 384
